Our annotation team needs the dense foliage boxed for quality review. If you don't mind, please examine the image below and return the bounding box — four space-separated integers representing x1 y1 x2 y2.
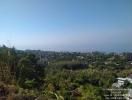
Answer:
0 46 131 99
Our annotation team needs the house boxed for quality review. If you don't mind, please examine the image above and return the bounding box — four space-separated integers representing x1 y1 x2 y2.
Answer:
113 74 132 88
117 77 132 87
112 76 132 100
117 78 126 86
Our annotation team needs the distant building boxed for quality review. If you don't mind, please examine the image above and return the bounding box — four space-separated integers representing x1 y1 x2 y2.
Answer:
117 77 132 87
76 56 84 59
112 74 132 88
112 74 132 100
117 78 126 86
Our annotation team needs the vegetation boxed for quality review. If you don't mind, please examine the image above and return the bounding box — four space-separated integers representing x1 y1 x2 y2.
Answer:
0 45 131 99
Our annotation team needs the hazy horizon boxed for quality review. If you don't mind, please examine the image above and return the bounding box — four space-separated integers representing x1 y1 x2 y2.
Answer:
0 0 132 52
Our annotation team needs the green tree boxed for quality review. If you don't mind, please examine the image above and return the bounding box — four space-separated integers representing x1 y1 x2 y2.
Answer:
17 54 45 89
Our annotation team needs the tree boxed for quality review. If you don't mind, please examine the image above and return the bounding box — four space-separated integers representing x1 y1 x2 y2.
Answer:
17 54 45 89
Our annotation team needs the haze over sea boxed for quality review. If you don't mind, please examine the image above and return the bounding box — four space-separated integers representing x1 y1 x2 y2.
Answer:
0 0 132 52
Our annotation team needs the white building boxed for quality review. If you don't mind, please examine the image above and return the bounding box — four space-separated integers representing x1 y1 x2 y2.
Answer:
117 77 132 87
112 75 132 100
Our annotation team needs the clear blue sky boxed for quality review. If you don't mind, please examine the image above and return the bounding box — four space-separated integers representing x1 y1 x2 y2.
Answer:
0 0 132 52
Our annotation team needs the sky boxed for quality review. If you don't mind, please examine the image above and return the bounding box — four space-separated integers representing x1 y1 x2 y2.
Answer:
0 0 132 52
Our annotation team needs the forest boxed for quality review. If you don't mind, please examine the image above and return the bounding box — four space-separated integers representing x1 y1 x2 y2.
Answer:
0 45 132 100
